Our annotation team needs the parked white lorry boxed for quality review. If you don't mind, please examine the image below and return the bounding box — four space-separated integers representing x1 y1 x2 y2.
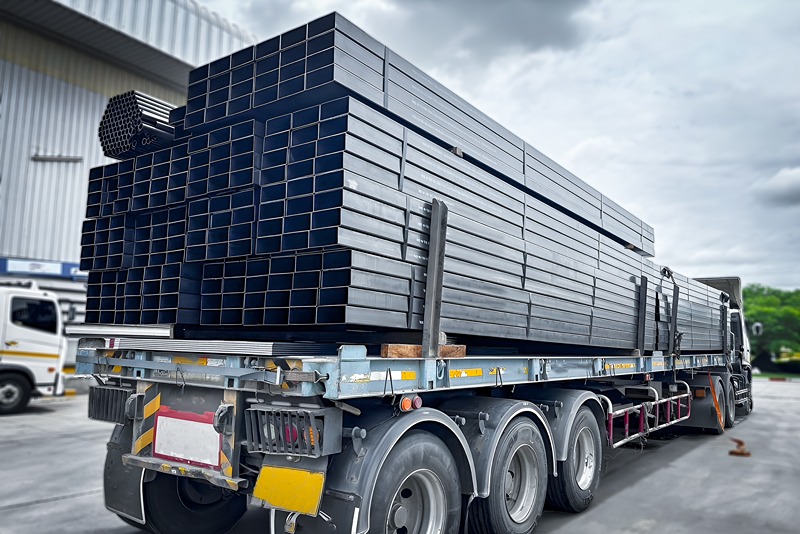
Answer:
0 283 67 413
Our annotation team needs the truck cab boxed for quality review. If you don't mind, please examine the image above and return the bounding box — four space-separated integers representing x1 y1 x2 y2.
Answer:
0 283 66 413
696 276 753 413
695 276 751 365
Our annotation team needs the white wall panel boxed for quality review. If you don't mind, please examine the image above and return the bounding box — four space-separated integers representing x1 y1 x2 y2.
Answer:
0 58 105 263
54 0 255 66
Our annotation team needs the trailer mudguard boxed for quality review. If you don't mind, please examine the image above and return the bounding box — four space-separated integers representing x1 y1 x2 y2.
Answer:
104 423 146 524
526 388 605 462
437 396 556 497
323 407 477 534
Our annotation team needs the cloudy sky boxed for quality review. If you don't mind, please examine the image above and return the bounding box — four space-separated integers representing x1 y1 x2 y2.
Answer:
201 0 800 290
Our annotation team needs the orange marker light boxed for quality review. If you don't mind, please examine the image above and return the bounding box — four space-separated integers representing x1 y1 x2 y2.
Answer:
400 397 413 412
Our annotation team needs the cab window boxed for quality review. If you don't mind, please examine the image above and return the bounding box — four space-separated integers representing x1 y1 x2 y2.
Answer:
10 297 58 334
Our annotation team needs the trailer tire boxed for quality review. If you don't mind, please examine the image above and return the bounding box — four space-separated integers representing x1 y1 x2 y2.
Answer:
0 373 31 415
724 379 736 428
369 430 461 534
142 474 246 534
471 418 547 534
546 407 602 513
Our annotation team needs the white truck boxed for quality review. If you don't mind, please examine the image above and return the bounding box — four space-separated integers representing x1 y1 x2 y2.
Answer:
0 282 67 413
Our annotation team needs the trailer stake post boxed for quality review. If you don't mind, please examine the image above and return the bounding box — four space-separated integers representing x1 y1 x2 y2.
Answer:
421 199 448 360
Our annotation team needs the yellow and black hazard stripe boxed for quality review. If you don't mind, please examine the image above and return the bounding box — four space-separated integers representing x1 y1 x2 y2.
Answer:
220 389 238 481
132 382 161 456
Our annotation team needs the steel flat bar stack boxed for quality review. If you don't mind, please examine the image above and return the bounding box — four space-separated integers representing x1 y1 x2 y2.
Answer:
81 12 724 353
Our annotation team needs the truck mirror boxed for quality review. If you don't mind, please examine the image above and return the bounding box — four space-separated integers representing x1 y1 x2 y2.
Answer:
752 322 763 336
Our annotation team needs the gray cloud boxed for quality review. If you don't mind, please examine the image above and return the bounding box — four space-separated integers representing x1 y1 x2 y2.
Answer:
209 0 589 70
751 168 800 207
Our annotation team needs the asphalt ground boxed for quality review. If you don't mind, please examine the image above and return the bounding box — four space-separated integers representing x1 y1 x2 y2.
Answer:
0 378 797 534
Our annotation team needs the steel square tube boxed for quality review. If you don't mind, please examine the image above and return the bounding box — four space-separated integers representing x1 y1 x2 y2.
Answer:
280 59 306 82
264 308 289 324
186 96 206 115
208 85 230 111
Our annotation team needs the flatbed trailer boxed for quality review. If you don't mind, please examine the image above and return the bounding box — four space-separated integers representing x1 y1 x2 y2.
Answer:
70 271 753 534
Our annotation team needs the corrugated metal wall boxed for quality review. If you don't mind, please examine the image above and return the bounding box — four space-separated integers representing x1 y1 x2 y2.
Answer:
54 0 255 67
0 0 255 266
0 20 186 102
0 20 188 264
0 55 106 263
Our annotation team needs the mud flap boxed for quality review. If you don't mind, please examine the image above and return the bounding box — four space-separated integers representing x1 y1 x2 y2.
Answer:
104 423 146 524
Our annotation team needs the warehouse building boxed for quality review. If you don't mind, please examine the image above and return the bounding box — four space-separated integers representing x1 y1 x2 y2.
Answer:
0 0 254 360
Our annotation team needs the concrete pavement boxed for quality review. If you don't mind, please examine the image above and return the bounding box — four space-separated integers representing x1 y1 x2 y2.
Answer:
1 379 798 534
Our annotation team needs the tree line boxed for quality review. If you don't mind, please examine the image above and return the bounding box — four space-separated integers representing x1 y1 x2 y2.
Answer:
742 284 800 359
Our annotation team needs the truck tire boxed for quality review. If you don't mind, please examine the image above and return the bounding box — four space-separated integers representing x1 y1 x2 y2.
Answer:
0 374 32 415
546 407 602 513
724 379 735 428
709 377 725 435
142 473 246 534
369 430 461 534
471 418 547 534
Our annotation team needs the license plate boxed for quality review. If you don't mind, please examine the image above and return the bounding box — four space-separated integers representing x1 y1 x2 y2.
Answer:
153 409 221 469
253 465 325 516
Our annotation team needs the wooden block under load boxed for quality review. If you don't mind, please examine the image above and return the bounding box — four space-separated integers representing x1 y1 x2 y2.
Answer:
381 344 466 358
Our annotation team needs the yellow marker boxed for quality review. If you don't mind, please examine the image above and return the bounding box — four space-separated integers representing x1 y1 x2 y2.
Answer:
253 466 325 516
400 371 416 381
450 368 483 379
604 363 636 370
173 356 208 366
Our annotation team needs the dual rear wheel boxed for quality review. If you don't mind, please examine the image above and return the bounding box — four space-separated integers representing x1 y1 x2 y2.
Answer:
120 410 603 534
472 418 548 534
546 407 603 513
371 430 462 534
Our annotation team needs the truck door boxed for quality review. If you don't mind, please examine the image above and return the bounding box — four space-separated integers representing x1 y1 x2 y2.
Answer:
0 292 63 393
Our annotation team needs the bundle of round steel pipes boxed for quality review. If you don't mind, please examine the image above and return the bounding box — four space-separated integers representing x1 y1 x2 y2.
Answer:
98 91 176 160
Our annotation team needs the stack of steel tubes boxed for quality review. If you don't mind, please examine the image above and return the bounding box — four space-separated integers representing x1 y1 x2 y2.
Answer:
80 12 725 354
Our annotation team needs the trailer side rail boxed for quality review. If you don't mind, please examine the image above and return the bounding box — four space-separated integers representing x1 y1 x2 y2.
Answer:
76 337 729 401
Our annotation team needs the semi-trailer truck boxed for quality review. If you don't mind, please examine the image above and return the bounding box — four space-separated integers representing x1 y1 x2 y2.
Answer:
70 12 754 534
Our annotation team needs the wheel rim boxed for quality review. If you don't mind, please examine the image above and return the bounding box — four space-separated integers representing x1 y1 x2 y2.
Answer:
0 382 21 407
386 469 447 534
504 442 539 523
175 478 226 512
574 427 596 491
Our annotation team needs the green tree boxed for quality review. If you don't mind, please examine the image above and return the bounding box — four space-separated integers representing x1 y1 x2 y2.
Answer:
742 284 800 358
